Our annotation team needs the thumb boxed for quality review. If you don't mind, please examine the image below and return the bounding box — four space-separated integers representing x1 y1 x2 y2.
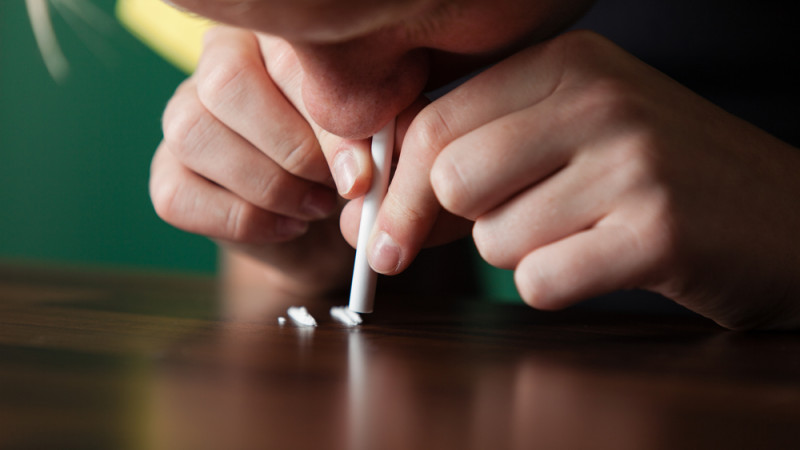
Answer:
364 103 456 275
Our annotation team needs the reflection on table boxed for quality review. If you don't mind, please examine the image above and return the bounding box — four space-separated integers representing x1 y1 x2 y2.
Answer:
1 263 799 449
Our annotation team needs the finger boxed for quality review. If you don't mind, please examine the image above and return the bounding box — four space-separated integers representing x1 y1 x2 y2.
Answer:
472 138 636 270
162 80 339 221
513 224 650 311
416 37 568 144
339 196 472 249
320 132 382 200
328 96 429 200
366 131 440 274
431 92 580 221
150 142 309 243
367 41 567 275
256 33 375 198
194 26 331 185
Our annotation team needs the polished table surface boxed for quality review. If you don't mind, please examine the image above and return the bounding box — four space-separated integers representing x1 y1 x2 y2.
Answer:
1 263 799 450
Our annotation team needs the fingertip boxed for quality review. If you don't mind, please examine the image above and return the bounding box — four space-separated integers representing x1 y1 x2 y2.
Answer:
331 148 359 197
368 230 403 274
326 139 372 198
514 253 582 312
513 262 558 311
364 194 429 276
514 226 645 312
513 260 537 308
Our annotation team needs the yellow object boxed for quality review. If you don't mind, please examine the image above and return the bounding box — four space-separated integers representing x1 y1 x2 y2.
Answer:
116 0 213 73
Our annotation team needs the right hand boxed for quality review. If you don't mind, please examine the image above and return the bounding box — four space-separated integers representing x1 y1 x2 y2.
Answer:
151 27 365 295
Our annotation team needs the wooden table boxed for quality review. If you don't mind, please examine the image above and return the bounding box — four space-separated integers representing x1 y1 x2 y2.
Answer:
1 263 799 449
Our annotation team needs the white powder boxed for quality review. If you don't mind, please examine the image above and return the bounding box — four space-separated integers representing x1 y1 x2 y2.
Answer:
277 316 287 326
287 306 317 327
330 306 363 327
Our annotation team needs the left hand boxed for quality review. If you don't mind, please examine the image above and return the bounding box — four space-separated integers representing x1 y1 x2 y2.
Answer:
362 30 800 329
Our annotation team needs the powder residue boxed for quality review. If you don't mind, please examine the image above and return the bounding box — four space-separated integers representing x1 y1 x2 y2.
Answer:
287 306 317 327
330 306 363 327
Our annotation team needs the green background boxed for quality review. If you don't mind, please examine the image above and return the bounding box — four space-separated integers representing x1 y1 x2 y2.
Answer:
0 0 217 273
0 0 519 301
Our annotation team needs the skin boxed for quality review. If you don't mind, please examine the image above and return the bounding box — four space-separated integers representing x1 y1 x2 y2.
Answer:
168 0 593 138
155 0 592 293
152 1 800 328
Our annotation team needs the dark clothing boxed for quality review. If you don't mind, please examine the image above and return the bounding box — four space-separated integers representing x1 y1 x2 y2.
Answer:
393 1 800 306
574 0 800 147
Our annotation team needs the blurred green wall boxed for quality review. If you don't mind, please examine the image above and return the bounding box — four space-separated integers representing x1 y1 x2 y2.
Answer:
0 0 216 272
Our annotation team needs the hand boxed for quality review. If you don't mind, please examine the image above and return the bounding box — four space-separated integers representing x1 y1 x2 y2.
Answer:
151 25 461 296
151 27 358 295
371 30 800 329
249 33 473 251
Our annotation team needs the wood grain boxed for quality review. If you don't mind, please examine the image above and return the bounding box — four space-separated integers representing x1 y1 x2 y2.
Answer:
1 262 799 449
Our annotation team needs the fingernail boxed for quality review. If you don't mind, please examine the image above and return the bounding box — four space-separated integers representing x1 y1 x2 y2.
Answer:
301 187 337 219
332 149 358 196
276 217 309 239
369 231 401 274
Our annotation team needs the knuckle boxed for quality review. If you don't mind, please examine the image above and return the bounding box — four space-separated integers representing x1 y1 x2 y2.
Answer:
556 30 620 73
281 133 322 175
250 172 284 209
393 199 427 231
615 130 657 165
578 78 646 128
224 200 249 242
431 155 472 218
223 201 270 243
623 190 683 288
644 192 682 268
195 46 257 113
265 41 302 86
558 29 609 56
409 103 457 154
149 172 182 226
596 130 661 194
162 94 209 161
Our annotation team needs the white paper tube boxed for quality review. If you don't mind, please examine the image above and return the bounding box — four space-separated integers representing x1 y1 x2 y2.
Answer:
348 118 395 313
